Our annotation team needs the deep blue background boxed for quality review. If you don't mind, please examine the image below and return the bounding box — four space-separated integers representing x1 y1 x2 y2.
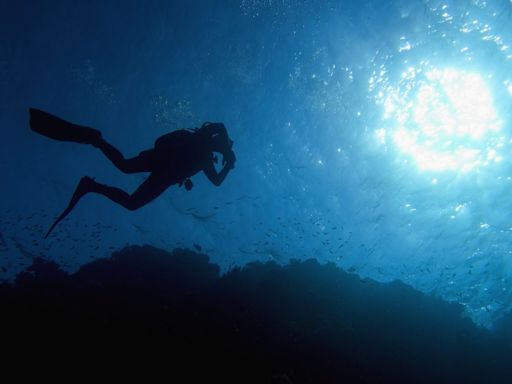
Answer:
2 0 512 329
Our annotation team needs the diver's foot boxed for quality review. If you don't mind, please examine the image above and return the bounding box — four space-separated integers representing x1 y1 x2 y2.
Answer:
71 176 96 204
71 123 102 146
83 127 102 147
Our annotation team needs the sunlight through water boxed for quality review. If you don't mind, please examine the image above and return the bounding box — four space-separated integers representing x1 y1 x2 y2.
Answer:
363 0 512 327
377 67 504 173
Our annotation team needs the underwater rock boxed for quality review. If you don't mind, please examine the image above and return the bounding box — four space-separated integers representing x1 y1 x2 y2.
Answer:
0 245 510 383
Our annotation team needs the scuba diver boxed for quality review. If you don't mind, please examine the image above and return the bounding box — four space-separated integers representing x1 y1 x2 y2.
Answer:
28 108 236 238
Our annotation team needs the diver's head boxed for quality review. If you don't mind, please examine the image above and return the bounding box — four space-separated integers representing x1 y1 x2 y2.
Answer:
199 122 235 164
202 122 231 150
210 132 235 168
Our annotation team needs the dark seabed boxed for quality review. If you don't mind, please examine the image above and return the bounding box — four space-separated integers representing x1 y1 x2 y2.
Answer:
1 246 511 382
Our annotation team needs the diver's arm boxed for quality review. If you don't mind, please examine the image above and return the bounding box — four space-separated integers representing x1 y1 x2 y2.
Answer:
203 159 233 187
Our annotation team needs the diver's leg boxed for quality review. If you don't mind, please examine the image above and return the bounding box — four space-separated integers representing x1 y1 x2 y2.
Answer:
94 138 153 173
45 173 173 237
88 172 173 211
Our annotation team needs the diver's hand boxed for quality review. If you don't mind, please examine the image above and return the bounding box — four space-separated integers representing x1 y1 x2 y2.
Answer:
223 149 236 169
224 158 235 170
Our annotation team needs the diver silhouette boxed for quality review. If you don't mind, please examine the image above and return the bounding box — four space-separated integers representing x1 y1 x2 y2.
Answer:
29 108 236 238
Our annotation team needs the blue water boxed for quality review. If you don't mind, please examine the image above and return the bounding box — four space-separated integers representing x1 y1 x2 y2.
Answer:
1 0 512 330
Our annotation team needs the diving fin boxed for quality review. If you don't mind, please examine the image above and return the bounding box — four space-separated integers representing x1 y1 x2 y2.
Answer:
29 108 101 145
45 176 94 238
